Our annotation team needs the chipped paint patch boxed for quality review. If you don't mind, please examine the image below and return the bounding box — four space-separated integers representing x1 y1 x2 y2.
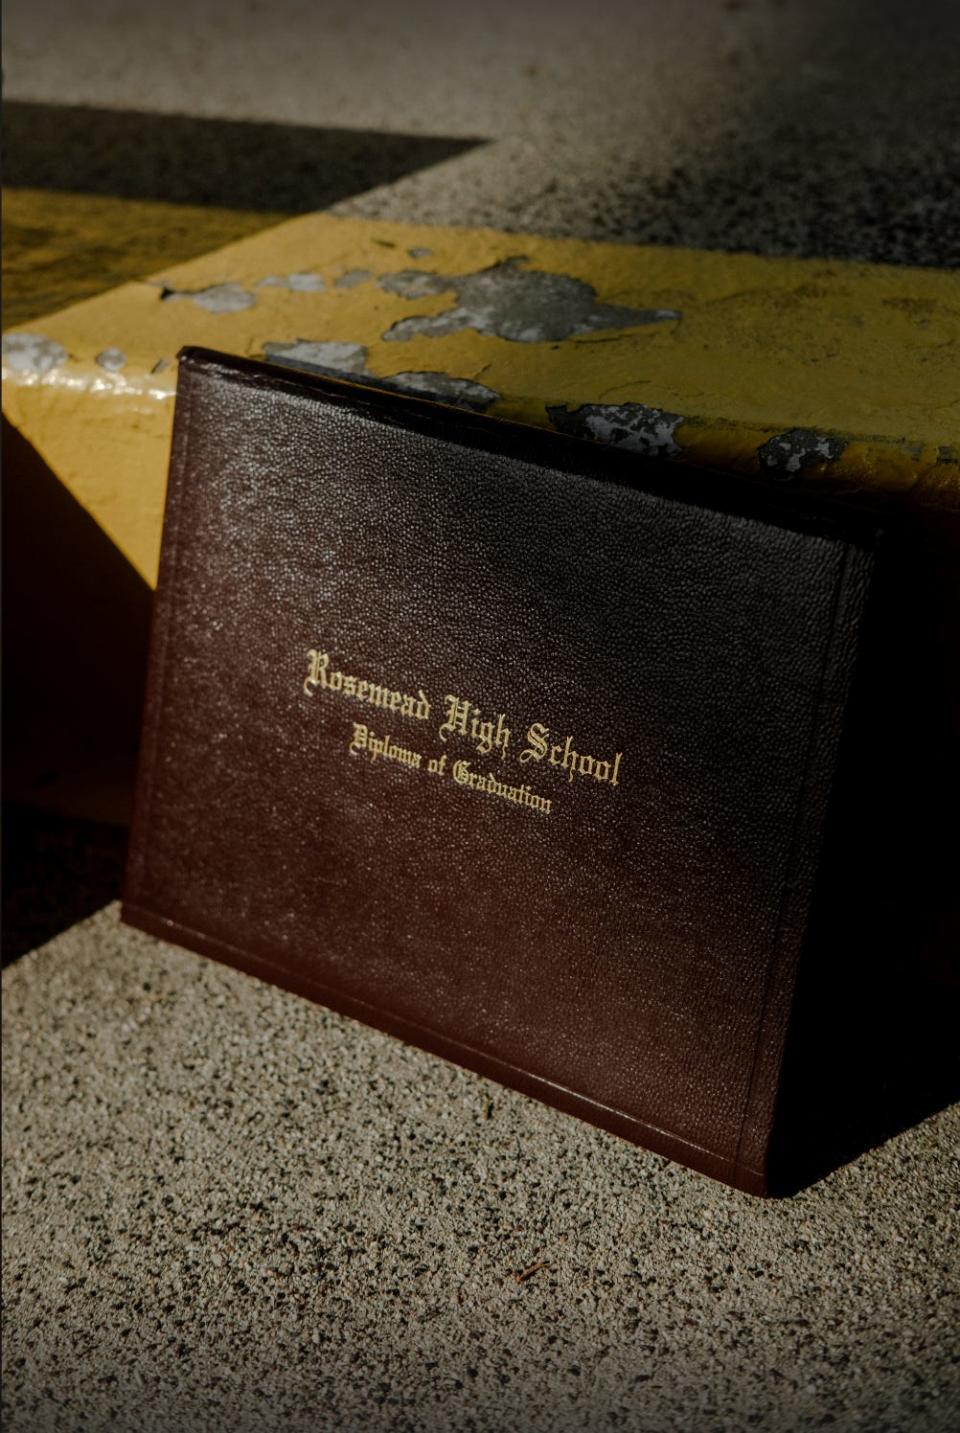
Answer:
374 372 498 410
408 246 433 260
150 357 172 374
757 428 846 478
548 402 684 458
159 281 256 314
258 271 326 292
95 347 126 372
262 339 498 411
334 268 373 290
379 269 450 300
263 339 368 374
380 258 681 344
2 332 68 374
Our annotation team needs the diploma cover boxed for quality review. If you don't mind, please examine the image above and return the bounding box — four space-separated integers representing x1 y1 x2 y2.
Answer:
122 347 880 1194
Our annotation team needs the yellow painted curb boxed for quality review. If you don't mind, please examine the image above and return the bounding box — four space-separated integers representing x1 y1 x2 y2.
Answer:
4 211 958 587
3 187 290 328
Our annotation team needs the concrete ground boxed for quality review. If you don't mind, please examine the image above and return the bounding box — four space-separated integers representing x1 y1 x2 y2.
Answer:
3 2 959 1429
3 905 959 1433
5 0 960 267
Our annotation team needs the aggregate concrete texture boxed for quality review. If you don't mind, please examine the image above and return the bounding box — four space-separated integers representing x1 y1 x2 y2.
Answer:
3 906 959 1433
5 0 960 266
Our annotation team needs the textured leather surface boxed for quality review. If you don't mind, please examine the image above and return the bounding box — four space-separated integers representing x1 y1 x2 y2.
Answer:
123 347 878 1195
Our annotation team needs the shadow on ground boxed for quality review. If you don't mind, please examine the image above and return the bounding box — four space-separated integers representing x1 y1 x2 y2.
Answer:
3 101 484 212
772 504 960 1192
2 807 128 965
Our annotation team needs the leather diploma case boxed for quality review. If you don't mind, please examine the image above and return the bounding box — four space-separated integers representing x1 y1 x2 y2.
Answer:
122 346 880 1195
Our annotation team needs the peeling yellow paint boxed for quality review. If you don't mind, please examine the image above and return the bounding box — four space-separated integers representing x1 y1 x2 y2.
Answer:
4 211 958 586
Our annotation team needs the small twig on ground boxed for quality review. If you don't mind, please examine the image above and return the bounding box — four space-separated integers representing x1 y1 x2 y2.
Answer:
512 1261 550 1284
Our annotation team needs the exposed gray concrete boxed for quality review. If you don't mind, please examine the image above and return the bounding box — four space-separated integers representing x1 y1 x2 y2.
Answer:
377 259 680 342
3 905 959 1433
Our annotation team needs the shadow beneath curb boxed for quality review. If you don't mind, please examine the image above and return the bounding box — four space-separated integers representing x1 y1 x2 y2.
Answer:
2 416 151 962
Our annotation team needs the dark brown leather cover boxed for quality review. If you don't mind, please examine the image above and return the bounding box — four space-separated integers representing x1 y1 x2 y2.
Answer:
122 346 879 1195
